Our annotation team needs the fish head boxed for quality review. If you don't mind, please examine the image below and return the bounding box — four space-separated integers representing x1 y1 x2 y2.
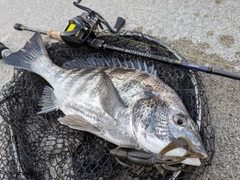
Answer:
133 95 207 164
167 104 208 160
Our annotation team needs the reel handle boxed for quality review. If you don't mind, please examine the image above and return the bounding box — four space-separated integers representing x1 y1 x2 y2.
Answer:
113 17 125 33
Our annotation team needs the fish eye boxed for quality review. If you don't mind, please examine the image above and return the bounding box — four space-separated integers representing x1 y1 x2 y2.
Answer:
177 119 183 125
173 114 187 127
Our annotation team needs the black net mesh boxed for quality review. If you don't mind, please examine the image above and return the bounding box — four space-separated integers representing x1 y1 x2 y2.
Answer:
0 31 214 180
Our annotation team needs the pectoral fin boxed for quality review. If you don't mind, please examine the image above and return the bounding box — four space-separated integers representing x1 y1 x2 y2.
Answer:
58 114 100 133
99 72 128 119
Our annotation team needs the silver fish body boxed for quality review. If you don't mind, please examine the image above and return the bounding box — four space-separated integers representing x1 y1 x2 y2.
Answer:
40 66 174 147
2 33 207 165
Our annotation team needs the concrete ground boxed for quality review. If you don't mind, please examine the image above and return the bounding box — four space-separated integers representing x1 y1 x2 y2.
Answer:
0 0 239 179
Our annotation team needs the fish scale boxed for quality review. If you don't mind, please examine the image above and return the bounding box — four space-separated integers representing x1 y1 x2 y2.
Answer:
55 69 137 145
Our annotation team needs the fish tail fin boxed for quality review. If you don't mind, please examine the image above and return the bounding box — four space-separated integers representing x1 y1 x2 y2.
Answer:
2 33 50 73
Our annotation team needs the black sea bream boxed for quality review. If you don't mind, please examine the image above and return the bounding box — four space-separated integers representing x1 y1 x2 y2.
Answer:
2 33 207 166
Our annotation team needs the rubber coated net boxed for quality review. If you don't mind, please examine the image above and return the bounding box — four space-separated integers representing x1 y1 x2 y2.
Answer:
0 31 214 180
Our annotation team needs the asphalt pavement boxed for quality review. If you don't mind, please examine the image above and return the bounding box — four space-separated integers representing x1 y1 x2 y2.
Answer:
0 1 239 179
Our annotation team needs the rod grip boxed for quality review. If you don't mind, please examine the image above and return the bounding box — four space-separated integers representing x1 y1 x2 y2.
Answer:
47 30 63 41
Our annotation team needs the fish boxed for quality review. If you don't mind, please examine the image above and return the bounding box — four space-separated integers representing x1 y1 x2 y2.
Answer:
1 33 207 166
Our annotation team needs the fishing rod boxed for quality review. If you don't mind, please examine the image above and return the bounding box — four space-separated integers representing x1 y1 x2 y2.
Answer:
2 0 240 80
12 24 240 80
87 38 240 80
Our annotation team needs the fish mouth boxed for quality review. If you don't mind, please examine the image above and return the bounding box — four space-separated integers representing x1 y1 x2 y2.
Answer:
191 145 208 159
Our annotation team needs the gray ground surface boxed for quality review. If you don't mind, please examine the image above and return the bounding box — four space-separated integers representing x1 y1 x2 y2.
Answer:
0 0 239 179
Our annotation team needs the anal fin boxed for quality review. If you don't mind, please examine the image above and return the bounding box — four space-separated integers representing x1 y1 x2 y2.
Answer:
58 114 100 133
37 86 59 114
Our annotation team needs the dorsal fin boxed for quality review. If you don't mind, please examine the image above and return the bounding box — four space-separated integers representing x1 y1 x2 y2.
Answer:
62 57 157 75
62 59 92 69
